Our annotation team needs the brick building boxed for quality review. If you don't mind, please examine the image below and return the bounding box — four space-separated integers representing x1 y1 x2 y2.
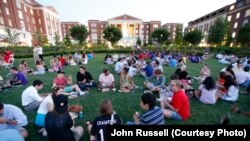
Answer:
185 0 250 47
61 22 81 39
88 14 161 46
0 0 61 46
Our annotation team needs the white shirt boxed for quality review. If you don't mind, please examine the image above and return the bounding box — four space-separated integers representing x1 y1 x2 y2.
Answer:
128 66 137 77
221 86 239 102
115 61 123 73
235 71 250 85
0 104 28 128
22 86 43 106
37 46 43 55
99 73 114 84
33 47 38 54
198 85 217 104
37 94 53 114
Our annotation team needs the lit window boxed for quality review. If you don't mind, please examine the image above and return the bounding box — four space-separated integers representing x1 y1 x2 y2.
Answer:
229 5 234 10
136 30 138 34
153 24 158 28
24 6 27 12
227 15 232 22
18 10 23 19
0 17 4 24
3 0 7 3
39 19 41 24
245 9 250 17
6 8 10 15
30 9 33 15
232 32 236 38
147 25 149 29
234 22 238 28
236 13 240 19
8 19 12 27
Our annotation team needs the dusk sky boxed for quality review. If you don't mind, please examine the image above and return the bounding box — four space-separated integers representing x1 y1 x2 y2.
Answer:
37 0 236 27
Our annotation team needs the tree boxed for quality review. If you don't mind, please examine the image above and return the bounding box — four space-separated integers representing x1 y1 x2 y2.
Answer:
207 18 229 46
183 29 203 45
237 24 250 47
136 38 141 46
3 28 21 46
35 31 48 46
70 25 88 46
64 34 72 47
54 32 60 46
174 24 183 45
150 28 169 45
103 25 122 45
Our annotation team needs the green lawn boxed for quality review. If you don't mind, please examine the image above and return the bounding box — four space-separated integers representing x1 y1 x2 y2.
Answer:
1 54 250 141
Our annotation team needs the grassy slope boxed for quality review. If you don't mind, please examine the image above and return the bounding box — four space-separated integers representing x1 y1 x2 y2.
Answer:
0 54 250 141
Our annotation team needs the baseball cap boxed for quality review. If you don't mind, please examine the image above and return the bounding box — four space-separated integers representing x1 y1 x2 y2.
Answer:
54 95 68 114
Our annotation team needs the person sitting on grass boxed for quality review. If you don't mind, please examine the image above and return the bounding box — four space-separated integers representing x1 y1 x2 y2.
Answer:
98 68 116 92
0 67 28 90
45 95 83 141
19 60 33 75
87 99 121 141
216 75 239 103
35 86 64 127
0 103 28 138
140 61 154 79
194 64 211 82
119 67 135 93
21 80 47 111
194 77 217 105
33 60 45 75
77 66 95 91
126 93 164 125
52 70 86 96
160 80 190 121
144 69 165 94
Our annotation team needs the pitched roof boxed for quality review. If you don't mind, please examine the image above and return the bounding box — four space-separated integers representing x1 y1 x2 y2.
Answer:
45 6 59 14
108 14 142 21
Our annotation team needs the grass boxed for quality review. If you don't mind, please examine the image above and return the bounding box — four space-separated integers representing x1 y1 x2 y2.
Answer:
0 54 250 141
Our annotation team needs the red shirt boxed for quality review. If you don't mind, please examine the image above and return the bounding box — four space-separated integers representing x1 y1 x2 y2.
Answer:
59 57 66 65
171 90 190 120
3 54 10 63
53 77 68 88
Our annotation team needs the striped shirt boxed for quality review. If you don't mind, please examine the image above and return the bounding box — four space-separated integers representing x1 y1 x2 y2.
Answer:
140 106 165 125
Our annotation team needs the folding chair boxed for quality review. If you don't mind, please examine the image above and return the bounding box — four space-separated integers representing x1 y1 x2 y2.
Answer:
3 57 14 70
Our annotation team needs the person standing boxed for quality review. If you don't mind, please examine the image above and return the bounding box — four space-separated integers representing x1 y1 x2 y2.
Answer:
37 44 44 62
33 45 39 63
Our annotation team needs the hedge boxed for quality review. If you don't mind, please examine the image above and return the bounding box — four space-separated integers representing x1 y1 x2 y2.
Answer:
0 45 249 58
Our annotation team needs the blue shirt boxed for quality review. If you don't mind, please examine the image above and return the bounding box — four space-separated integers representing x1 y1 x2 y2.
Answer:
0 104 28 131
146 75 165 88
0 129 25 141
16 71 28 85
169 58 177 67
143 65 154 77
140 106 165 125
